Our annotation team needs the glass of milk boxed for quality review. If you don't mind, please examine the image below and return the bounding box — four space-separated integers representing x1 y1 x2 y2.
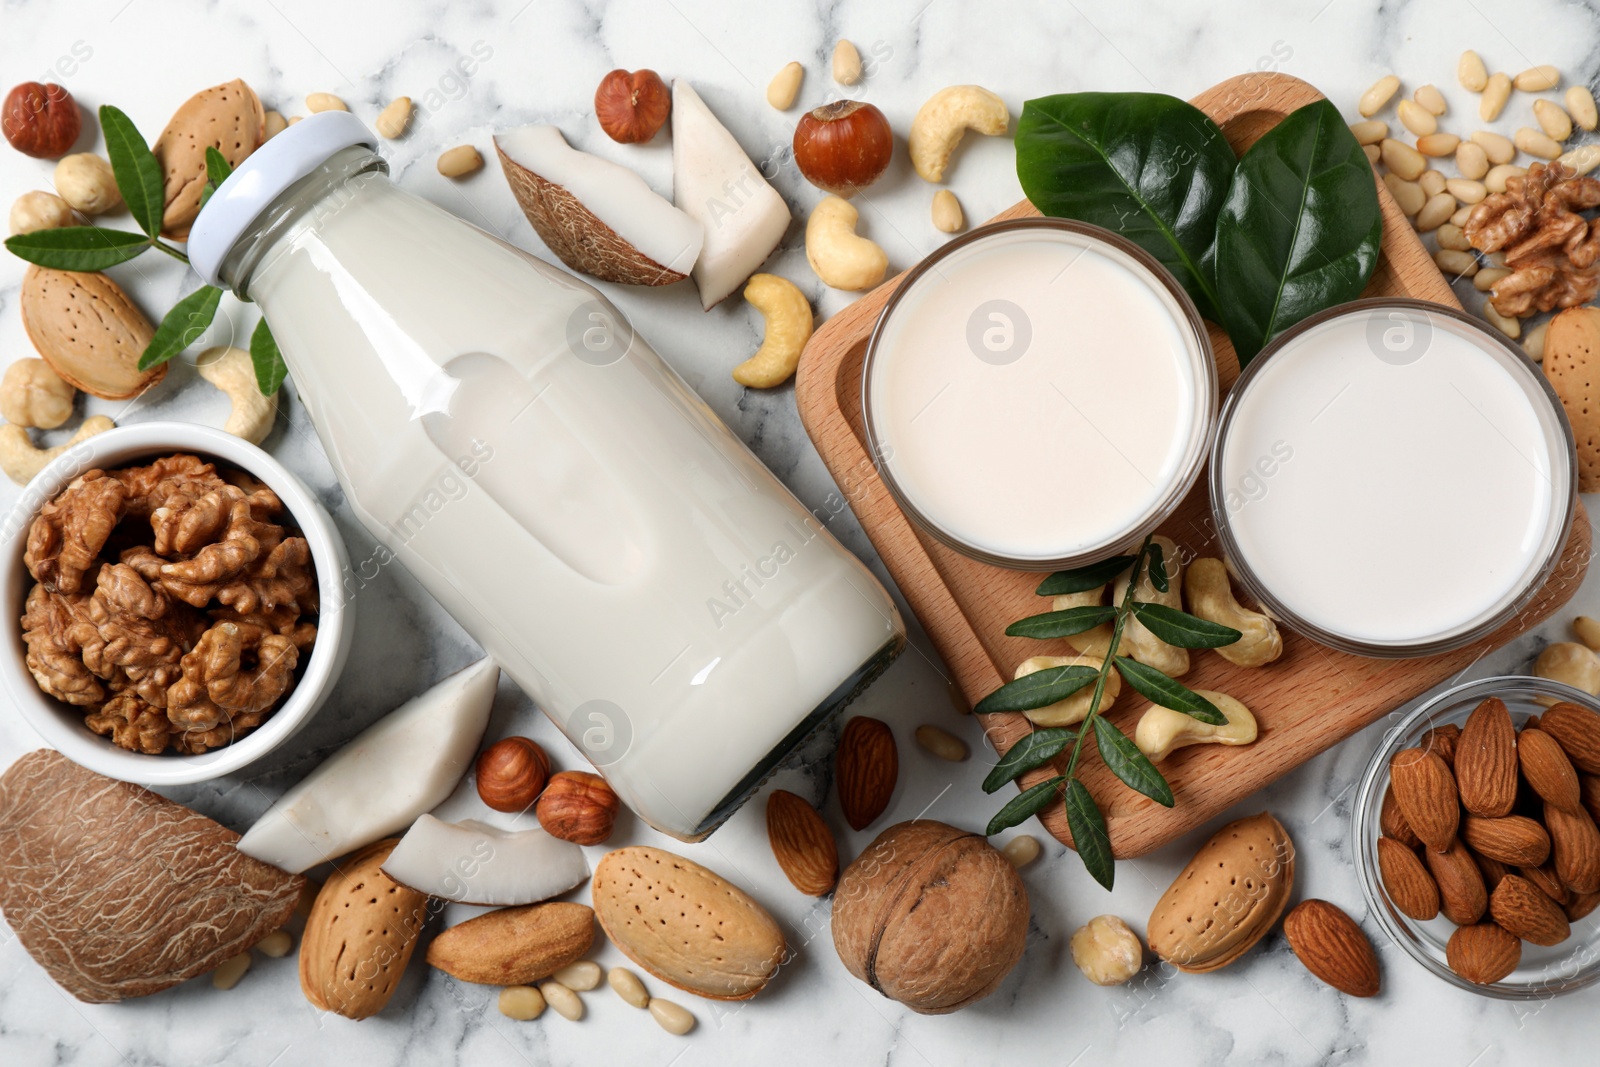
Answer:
1210 299 1575 657
188 113 905 840
861 219 1216 570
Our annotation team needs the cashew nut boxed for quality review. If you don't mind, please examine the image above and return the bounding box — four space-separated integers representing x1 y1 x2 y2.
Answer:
1069 915 1144 986
1113 534 1189 677
198 346 278 445
1 358 76 430
52 153 122 216
805 196 888 291
1052 584 1116 659
1135 690 1257 763
1183 557 1282 668
908 85 1009 183
1013 653 1119 727
1533 641 1600 700
734 273 813 388
0 415 114 485
9 191 74 236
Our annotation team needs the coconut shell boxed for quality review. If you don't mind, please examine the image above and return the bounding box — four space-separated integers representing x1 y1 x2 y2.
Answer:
0 749 305 1002
831 820 1028 1014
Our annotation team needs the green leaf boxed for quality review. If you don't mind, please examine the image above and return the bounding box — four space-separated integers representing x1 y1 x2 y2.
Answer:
1035 555 1134 597
1005 605 1117 640
1092 716 1174 807
986 775 1066 836
139 286 222 370
1147 542 1168 594
1062 778 1114 890
974 664 1100 715
250 318 288 395
1113 656 1228 725
982 727 1078 793
5 227 151 270
99 105 166 238
201 147 233 209
1015 93 1237 320
1210 98 1382 365
1131 602 1243 649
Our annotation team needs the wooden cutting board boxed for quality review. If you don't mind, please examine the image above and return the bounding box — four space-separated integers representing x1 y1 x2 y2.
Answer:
794 71 1592 858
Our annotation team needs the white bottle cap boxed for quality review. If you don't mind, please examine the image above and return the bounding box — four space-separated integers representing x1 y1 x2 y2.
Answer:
188 111 377 288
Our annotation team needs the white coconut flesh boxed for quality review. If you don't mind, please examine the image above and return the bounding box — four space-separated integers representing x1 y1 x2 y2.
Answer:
381 815 589 906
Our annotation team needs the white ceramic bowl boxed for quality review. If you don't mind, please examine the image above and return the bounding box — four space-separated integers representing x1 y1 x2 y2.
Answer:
0 422 353 785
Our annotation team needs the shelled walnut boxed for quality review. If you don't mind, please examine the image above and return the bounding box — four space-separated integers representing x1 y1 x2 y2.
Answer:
1464 162 1600 316
18 453 318 754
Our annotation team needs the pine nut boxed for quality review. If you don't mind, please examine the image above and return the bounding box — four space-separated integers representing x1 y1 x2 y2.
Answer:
1359 75 1401 117
436 144 483 178
1559 144 1600 176
212 953 251 990
931 189 964 233
1456 141 1490 179
1446 178 1487 204
649 997 696 1035
287 116 302 126
1435 249 1479 277
1363 144 1381 164
539 980 584 1021
305 92 348 113
1414 84 1448 116
1515 127 1562 160
767 61 803 110
1514 65 1561 92
1384 173 1426 216
1471 130 1516 164
1574 615 1600 649
1451 205 1474 228
1534 99 1573 141
1381 138 1427 180
552 961 603 991
375 96 413 140
1415 192 1456 232
1397 99 1436 137
1524 319 1550 362
1416 133 1459 157
1484 163 1526 193
499 985 546 1021
1349 120 1388 145
1419 170 1447 196
1459 50 1488 92
263 110 288 140
608 967 650 1009
1475 267 1511 291
1437 223 1471 251
832 40 863 85
1567 86 1599 131
1480 72 1511 121
1483 303 1521 339
256 930 293 958
914 723 969 760
1002 834 1042 868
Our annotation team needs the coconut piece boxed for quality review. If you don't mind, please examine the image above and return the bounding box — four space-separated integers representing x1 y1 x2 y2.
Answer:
495 124 703 286
0 750 304 1003
238 658 498 873
671 80 792 309
382 815 588 905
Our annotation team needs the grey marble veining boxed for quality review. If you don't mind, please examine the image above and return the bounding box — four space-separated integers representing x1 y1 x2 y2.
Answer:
2 1 1599 1064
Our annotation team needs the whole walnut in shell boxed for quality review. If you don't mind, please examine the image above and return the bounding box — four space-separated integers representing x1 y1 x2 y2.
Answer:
831 820 1028 1014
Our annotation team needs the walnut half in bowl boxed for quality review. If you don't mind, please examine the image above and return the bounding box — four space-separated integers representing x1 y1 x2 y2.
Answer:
0 423 353 786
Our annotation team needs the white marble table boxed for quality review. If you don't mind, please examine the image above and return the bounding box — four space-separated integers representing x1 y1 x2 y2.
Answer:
1 1 1597 1063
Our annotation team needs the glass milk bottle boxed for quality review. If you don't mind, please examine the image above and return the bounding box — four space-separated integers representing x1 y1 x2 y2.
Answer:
190 113 904 840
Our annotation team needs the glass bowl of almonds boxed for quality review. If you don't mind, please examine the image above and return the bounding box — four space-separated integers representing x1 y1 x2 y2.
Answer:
1354 675 1600 998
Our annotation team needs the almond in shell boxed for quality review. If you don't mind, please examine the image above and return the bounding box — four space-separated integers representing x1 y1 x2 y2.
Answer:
425 901 594 985
1282 899 1380 997
592 846 784 1000
766 789 838 896
299 839 430 1020
1545 801 1600 894
20 268 162 399
1518 727 1582 813
1460 814 1551 867
1542 702 1600 774
1457 697 1518 818
1424 839 1488 926
1446 922 1521 984
1489 874 1572 946
837 716 897 831
1389 747 1459 853
1376 836 1440 921
152 79 266 239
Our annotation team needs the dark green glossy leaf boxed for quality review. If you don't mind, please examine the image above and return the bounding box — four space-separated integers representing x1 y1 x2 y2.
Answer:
201 147 233 209
1092 716 1174 807
4 226 151 270
1035 555 1134 597
1147 542 1168 594
1211 98 1382 365
1005 605 1117 640
1062 778 1114 890
99 105 165 238
139 286 223 370
250 317 288 395
974 664 1099 715
986 775 1066 836
1113 656 1228 724
982 727 1078 793
1015 93 1236 320
1131 602 1243 649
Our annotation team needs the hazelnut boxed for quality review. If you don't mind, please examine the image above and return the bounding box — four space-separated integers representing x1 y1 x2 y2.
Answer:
3 82 81 159
594 69 671 144
475 736 550 813
1069 915 1145 986
536 770 620 845
793 100 893 198
9 190 75 236
53 153 121 216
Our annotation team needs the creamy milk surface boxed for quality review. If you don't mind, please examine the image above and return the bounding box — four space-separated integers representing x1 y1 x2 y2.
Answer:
867 229 1204 561
1218 308 1568 644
